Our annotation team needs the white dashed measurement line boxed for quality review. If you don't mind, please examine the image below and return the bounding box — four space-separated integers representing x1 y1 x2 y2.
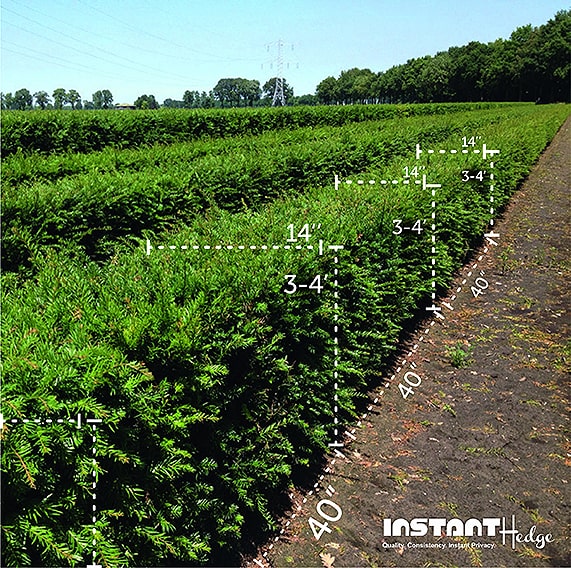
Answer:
147 240 319 256
333 259 340 446
88 422 101 568
251 143 503 567
415 143 500 159
2 414 103 568
148 240 343 257
489 162 496 226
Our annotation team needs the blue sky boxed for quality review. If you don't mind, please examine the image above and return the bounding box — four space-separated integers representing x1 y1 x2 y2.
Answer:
1 0 567 104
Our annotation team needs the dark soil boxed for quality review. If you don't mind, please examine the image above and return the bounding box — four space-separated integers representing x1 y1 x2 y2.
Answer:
246 117 570 568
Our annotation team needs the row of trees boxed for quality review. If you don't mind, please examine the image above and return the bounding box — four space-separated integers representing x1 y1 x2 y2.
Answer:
316 9 570 104
165 80 312 108
3 10 568 111
212 77 294 107
0 78 297 111
1 88 114 110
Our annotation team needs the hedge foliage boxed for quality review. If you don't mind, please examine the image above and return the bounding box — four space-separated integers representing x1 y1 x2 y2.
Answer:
0 102 505 157
3 107 520 274
1 103 569 566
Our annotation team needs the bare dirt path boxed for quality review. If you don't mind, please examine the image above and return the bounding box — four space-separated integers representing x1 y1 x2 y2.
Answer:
247 116 570 568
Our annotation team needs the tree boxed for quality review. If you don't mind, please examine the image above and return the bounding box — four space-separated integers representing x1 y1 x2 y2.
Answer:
212 78 261 107
509 25 543 101
83 100 95 110
212 78 233 107
92 90 104 109
184 89 215 108
67 89 81 110
13 88 33 110
316 76 338 104
34 91 51 109
541 9 571 102
163 98 184 108
418 53 453 102
448 41 492 101
213 78 239 107
480 18 559 102
307 9 569 105
101 89 113 109
262 77 293 105
53 88 67 110
183 90 199 108
240 79 261 106
93 90 113 109
370 71 387 103
134 94 159 109
335 68 375 104
292 94 318 106
199 91 215 108
380 64 406 103
315 68 377 105
1 92 14 110
348 68 376 104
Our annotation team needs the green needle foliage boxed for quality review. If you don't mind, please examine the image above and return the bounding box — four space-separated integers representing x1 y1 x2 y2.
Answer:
2 105 507 274
1 102 568 566
1 102 500 157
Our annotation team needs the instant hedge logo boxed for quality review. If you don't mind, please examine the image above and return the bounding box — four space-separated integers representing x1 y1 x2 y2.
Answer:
382 516 554 550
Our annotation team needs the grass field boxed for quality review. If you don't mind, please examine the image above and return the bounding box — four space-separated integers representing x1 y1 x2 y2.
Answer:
1 102 569 566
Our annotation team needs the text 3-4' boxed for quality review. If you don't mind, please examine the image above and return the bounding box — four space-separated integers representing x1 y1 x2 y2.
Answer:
284 274 325 294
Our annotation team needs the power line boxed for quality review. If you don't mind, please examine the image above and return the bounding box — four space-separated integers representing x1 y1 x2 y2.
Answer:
4 0 190 64
1 39 144 85
1 20 138 77
0 46 122 88
1 5 192 83
74 0 243 62
4 0 250 66
143 0 264 63
2 0 299 100
1 21 192 93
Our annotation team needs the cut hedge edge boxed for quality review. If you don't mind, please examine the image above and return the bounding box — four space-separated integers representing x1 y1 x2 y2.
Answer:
1 103 569 566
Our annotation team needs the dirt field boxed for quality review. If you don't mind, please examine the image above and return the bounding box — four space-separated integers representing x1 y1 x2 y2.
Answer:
246 116 570 568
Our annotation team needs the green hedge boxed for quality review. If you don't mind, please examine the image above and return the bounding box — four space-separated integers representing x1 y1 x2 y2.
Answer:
1 104 568 566
0 102 505 157
3 108 523 275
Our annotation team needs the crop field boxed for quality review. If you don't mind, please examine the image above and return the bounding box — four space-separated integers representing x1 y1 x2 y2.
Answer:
1 103 569 567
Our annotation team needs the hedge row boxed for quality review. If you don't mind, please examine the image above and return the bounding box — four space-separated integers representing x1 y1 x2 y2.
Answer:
0 102 505 157
2 104 569 566
3 107 528 275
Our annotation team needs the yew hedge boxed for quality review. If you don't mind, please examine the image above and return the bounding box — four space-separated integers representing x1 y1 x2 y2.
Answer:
1 103 568 566
3 107 522 275
0 102 504 157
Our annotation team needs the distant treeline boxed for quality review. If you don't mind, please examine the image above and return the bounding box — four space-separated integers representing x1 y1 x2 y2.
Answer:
1 9 568 111
316 9 570 104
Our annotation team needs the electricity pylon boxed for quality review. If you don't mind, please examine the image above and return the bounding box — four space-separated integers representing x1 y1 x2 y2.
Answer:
264 39 296 106
272 39 285 106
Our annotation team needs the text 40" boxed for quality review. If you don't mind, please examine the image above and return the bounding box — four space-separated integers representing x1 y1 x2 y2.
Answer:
308 498 343 540
399 371 423 399
471 276 489 298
